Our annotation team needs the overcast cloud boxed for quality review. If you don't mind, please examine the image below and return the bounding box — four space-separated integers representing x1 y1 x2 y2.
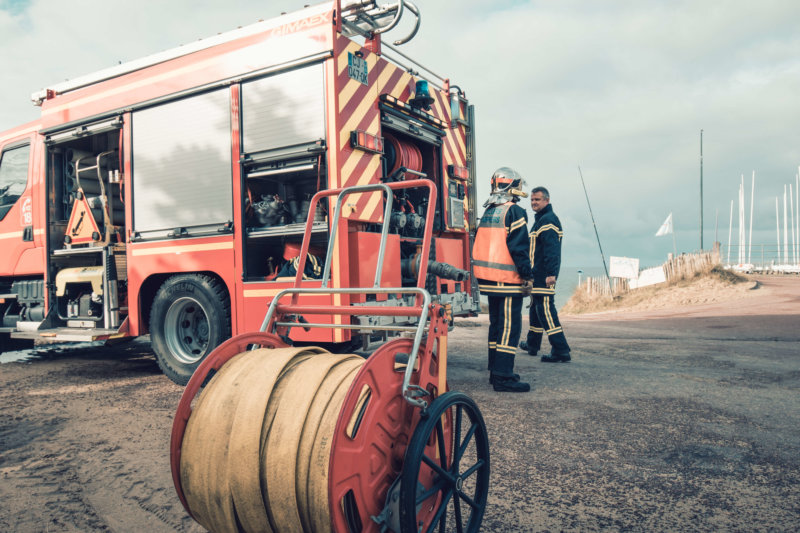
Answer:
2 0 799 269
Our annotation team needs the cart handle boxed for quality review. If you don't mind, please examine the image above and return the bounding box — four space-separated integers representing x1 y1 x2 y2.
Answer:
290 179 437 300
260 286 432 408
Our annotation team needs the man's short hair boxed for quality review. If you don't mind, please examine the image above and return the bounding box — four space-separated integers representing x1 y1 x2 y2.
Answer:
531 186 550 199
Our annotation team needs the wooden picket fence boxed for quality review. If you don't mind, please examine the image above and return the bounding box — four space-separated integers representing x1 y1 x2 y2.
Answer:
662 250 717 281
578 251 718 299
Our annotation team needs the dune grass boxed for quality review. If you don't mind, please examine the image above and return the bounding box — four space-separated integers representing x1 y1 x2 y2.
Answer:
562 265 748 315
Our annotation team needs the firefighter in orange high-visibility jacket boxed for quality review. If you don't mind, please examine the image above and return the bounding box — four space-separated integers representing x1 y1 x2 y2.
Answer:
472 167 534 392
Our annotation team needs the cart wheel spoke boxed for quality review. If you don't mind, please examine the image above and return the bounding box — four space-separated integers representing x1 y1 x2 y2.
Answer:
457 422 478 464
457 489 480 510
421 453 452 481
416 478 447 506
461 458 486 480
454 490 464 533
424 489 453 533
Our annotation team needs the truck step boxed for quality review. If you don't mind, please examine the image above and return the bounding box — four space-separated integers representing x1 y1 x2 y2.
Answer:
11 327 123 342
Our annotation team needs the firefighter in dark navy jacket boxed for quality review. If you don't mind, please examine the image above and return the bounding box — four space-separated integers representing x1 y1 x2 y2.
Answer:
520 186 571 362
472 167 533 392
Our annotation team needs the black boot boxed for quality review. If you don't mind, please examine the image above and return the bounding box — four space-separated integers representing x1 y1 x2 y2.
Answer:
491 352 530 391
541 352 571 363
493 376 531 392
489 372 520 384
519 341 538 356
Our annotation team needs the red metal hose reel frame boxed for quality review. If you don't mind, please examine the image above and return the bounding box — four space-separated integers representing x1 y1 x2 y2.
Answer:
171 179 451 531
170 307 451 531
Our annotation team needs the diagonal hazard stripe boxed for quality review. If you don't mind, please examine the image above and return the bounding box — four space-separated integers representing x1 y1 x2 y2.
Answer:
432 89 458 166
457 125 467 161
348 66 403 222
338 61 404 150
339 95 378 149
340 114 380 180
431 88 467 166
386 70 413 100
342 154 382 220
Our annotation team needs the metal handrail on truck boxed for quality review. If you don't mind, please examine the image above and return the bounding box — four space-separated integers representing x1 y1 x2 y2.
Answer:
260 179 437 408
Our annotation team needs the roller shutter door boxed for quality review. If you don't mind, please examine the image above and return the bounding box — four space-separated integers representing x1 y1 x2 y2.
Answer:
132 89 232 235
242 64 325 154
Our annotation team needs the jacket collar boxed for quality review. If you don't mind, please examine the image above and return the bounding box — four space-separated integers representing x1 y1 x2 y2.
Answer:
534 203 553 220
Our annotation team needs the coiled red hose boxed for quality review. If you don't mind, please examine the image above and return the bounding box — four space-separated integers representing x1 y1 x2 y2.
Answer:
384 132 422 176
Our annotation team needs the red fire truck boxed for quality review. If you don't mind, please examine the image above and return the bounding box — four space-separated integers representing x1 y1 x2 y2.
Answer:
0 0 479 384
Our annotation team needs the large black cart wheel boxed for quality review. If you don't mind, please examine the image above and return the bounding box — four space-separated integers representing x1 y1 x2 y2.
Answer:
400 391 490 533
150 274 231 385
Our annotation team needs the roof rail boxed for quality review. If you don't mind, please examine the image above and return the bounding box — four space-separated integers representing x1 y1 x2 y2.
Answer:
340 0 420 45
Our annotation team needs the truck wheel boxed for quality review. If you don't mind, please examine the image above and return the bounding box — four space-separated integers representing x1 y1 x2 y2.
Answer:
150 274 231 385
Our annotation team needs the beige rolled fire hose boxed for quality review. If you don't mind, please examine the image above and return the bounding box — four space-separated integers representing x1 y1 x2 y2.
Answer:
180 347 365 533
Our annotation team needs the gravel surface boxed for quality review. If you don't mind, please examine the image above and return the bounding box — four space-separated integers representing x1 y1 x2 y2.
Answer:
1 276 798 532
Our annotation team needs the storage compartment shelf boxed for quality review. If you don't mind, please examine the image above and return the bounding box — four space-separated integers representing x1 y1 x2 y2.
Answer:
52 246 105 256
246 221 328 238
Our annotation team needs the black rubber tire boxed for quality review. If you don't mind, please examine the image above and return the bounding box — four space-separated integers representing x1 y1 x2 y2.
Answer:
149 274 231 385
400 391 490 533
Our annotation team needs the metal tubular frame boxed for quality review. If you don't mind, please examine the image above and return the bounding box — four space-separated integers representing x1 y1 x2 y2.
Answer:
339 0 438 87
258 180 438 407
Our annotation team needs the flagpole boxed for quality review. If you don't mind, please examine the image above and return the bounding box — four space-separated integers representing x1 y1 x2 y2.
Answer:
776 197 780 264
577 166 613 296
699 129 704 250
727 200 733 264
672 219 677 257
784 186 789 265
789 183 797 263
748 171 754 264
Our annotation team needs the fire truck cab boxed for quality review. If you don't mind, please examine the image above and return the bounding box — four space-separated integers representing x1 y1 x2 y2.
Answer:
0 0 479 384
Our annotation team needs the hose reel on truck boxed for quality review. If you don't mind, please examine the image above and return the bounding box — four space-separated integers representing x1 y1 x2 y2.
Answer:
171 181 490 533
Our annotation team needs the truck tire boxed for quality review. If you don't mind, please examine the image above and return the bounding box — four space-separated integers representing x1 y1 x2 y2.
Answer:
150 274 231 385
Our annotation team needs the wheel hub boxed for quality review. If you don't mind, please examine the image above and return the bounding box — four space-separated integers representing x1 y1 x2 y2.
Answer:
164 297 210 364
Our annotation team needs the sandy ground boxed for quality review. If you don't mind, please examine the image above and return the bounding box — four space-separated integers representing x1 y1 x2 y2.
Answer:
1 275 798 532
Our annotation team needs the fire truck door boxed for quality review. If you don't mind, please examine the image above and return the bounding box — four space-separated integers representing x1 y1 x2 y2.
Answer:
0 138 37 276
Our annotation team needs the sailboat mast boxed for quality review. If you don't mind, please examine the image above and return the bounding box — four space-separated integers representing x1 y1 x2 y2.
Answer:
776 197 781 264
727 200 733 264
748 172 754 264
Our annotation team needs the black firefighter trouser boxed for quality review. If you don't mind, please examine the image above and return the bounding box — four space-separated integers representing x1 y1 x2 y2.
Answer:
527 293 571 356
487 294 523 377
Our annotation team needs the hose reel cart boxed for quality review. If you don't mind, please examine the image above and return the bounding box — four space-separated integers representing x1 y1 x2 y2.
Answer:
171 180 490 532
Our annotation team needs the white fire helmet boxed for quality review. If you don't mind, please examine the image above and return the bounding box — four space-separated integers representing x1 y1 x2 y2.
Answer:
485 167 528 207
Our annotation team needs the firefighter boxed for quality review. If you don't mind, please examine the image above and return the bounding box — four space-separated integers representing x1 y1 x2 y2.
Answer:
472 167 533 392
520 186 571 362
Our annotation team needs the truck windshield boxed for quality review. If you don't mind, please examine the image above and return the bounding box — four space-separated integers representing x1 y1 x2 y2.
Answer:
0 143 30 221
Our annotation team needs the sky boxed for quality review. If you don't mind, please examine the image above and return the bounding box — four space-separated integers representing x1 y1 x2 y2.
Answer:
2 0 799 270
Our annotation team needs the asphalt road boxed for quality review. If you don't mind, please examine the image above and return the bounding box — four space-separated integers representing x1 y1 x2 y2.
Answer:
0 276 798 532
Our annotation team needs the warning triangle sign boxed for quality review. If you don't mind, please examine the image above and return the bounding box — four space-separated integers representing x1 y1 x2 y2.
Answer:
65 192 101 245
